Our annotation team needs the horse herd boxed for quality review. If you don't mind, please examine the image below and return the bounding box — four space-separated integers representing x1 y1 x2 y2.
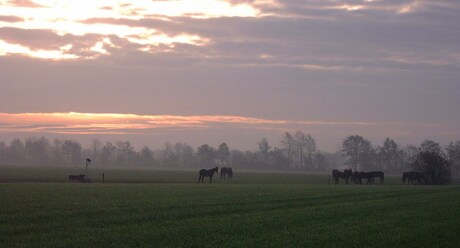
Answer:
332 169 425 185
197 166 424 184
198 167 233 183
332 169 384 184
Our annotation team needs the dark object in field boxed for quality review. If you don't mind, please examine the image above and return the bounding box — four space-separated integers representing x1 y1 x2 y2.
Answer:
198 167 218 183
68 174 90 183
402 171 424 184
352 171 365 184
332 169 353 184
221 167 233 180
361 171 384 184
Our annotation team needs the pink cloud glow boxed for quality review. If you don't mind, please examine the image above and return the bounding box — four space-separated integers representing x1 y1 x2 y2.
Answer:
0 112 424 135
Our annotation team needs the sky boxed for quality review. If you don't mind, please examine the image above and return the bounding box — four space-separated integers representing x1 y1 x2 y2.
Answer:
0 0 459 151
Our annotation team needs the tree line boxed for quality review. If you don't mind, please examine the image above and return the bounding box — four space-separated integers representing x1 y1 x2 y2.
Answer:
0 132 459 176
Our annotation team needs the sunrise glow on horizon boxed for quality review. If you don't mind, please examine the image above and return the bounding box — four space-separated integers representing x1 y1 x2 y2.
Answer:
0 112 447 140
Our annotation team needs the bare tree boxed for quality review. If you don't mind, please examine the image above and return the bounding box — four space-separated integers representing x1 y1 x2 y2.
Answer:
378 138 401 171
24 137 50 166
304 134 317 169
281 132 295 168
62 140 82 167
216 142 230 167
174 143 195 167
100 142 116 166
342 135 376 171
196 144 215 167
116 141 135 167
7 139 25 165
294 131 306 169
257 138 271 165
91 139 102 165
139 146 155 167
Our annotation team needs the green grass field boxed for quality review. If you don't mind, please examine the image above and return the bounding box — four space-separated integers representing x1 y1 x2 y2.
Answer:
1 166 460 247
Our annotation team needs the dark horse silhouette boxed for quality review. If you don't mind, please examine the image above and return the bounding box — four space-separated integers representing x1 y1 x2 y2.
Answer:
402 171 424 184
332 169 353 184
363 171 384 184
352 171 365 184
198 167 218 183
220 167 233 180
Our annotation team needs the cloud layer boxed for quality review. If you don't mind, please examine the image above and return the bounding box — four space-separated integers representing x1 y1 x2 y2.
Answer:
1 1 459 150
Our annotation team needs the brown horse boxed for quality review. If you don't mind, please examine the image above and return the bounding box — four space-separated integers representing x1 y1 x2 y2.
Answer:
364 171 384 184
220 167 233 180
402 171 424 184
332 169 353 184
198 167 219 183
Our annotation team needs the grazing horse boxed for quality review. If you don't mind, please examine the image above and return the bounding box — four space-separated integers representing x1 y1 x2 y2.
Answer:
402 172 410 184
332 169 353 184
198 167 219 183
220 167 233 180
402 171 424 184
352 171 365 184
360 171 384 184
367 171 384 184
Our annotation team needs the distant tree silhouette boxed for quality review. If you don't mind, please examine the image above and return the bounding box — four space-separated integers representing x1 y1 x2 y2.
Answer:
378 138 403 171
293 131 316 169
91 139 103 165
197 144 215 167
281 132 295 168
257 138 271 165
412 140 451 185
100 142 116 166
62 140 82 166
7 139 25 164
24 137 50 166
314 151 328 171
139 146 155 167
173 143 195 168
420 140 442 154
342 135 376 171
216 143 230 167
446 141 460 175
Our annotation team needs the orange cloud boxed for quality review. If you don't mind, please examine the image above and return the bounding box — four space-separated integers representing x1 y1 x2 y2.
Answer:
0 112 411 135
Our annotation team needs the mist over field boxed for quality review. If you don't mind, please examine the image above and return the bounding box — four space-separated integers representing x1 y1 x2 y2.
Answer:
1 133 459 179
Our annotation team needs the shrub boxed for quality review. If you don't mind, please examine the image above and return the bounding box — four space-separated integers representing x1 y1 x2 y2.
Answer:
411 151 451 185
